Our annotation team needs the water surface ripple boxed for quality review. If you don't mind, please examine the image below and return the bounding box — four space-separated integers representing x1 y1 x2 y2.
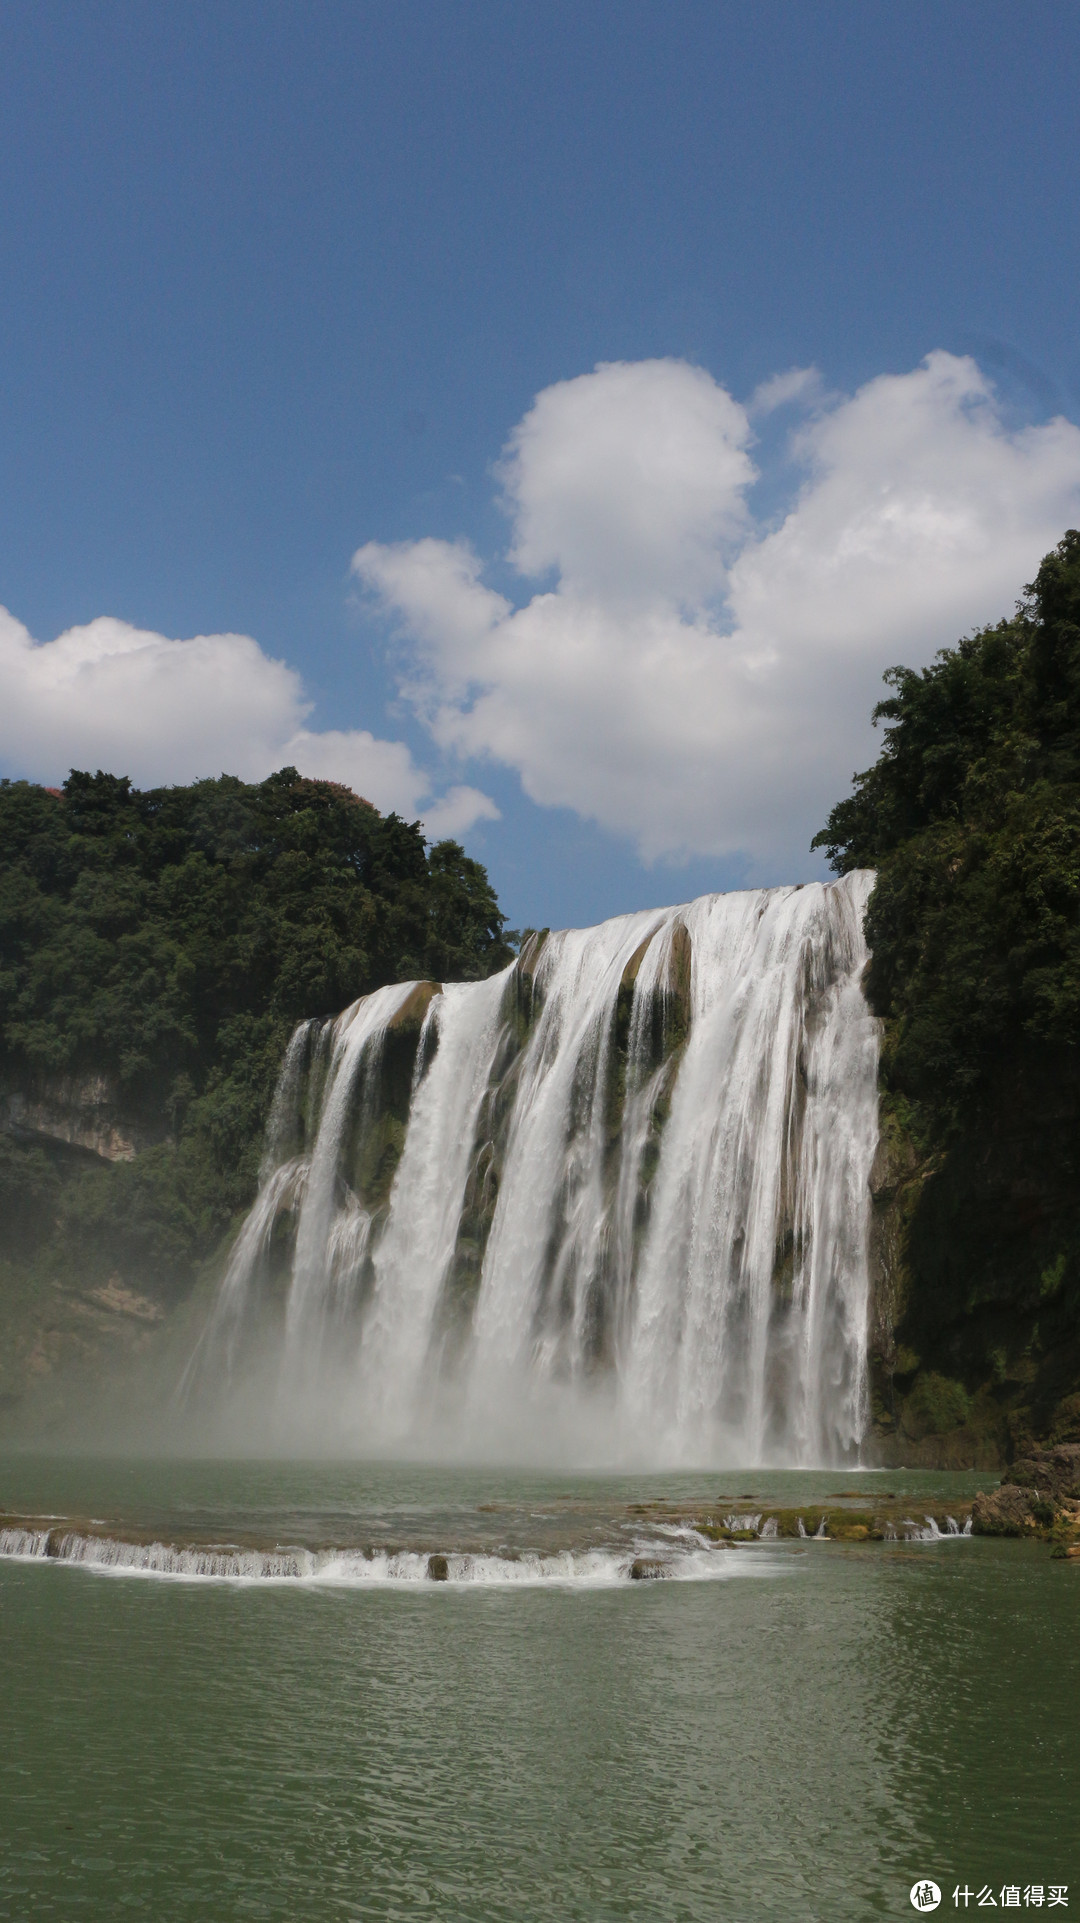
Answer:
1 1460 1076 1921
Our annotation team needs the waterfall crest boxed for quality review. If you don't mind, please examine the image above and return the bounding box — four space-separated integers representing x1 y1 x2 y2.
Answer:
186 875 879 1466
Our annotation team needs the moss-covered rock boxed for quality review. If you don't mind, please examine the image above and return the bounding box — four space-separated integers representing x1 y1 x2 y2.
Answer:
901 1372 973 1439
972 1443 1080 1540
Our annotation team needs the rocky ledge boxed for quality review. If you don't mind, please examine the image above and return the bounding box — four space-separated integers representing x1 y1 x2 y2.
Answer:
970 1444 1080 1554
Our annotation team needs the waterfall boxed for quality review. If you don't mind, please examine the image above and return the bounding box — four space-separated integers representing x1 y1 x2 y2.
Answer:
185 874 879 1466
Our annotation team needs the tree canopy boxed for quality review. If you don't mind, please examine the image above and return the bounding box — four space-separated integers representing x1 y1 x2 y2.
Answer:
0 767 513 1297
813 529 1080 1129
814 532 1080 1438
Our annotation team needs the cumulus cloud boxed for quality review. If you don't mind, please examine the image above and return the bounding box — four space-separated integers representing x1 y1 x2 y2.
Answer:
354 352 1080 872
498 358 755 603
0 608 498 840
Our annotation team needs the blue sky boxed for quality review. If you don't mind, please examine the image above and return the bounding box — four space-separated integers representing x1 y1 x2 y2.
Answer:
2 2 1079 929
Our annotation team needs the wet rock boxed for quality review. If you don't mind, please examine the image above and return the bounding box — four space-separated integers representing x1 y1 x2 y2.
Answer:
384 981 442 1031
629 1557 668 1580
1007 1443 1080 1502
427 1554 449 1581
971 1485 1038 1536
973 1443 1080 1537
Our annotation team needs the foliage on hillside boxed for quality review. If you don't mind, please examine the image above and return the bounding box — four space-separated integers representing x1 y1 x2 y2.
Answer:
0 768 513 1308
815 530 1080 1445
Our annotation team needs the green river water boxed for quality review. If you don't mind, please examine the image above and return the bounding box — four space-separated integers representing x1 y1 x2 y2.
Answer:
0 1458 1077 1922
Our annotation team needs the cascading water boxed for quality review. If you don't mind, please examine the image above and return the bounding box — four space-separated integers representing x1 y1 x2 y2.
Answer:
186 874 879 1466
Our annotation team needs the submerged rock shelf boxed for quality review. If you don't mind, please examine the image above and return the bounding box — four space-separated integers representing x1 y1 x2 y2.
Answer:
0 1496 981 1585
646 1497 975 1542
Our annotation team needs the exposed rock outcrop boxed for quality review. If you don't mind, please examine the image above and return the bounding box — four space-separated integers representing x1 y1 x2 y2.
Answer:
971 1484 1041 1537
628 1557 668 1580
972 1443 1080 1537
1007 1442 1080 1502
1 1075 153 1162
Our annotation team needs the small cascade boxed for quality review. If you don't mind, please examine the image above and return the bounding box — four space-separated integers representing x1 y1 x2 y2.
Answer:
0 1525 763 1587
184 874 880 1465
883 1516 974 1542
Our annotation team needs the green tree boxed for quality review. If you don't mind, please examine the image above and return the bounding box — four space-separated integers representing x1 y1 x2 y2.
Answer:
0 767 513 1299
814 530 1080 1125
814 531 1080 1429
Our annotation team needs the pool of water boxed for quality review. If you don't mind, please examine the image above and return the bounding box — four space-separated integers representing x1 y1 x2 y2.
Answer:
1 1458 1076 1920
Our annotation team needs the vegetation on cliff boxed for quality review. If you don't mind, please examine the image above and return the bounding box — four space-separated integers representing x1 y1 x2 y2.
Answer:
815 530 1080 1451
0 768 512 1386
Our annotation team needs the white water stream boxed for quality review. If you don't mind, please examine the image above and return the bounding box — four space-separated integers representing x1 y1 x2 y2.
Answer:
187 875 879 1465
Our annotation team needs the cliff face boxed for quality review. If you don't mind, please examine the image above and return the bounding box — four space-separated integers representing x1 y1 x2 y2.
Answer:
866 1063 1080 1467
2 1072 165 1163
8 980 1076 1463
10 1032 1074 1462
0 1071 188 1427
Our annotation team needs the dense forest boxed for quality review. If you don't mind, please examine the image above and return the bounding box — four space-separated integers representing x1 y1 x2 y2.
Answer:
815 529 1080 1451
0 769 513 1399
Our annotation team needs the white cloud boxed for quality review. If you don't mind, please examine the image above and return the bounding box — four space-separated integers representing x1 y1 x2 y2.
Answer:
498 358 755 604
10 351 1078 879
354 352 1080 873
0 607 498 840
749 365 824 415
418 784 501 839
